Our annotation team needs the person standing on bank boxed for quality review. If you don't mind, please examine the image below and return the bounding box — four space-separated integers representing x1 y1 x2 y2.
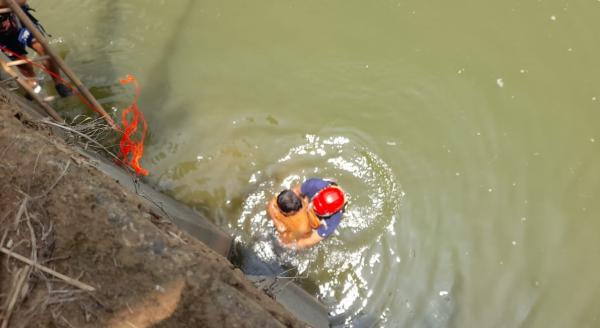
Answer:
267 178 347 249
0 0 71 97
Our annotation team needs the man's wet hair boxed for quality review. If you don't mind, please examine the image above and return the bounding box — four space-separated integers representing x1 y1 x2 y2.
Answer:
277 189 302 214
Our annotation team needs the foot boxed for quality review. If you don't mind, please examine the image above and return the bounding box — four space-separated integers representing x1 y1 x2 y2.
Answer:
54 83 72 98
24 82 42 100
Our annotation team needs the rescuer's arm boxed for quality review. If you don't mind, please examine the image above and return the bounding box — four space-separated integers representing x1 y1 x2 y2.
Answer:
272 218 286 234
287 210 343 249
292 184 302 196
289 230 323 249
267 198 286 233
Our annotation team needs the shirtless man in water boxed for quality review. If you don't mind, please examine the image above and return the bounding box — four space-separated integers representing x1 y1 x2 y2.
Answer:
0 0 71 97
267 178 347 249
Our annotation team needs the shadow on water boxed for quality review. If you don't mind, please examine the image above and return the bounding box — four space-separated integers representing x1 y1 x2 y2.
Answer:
231 240 291 277
93 0 119 86
54 0 126 121
141 0 214 216
140 0 196 129
63 0 197 124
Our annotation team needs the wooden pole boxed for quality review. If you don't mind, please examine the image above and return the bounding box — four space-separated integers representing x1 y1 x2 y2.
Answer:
0 247 96 291
5 0 117 129
0 60 63 121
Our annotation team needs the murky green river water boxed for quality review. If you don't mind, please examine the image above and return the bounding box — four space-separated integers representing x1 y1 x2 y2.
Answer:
37 0 600 326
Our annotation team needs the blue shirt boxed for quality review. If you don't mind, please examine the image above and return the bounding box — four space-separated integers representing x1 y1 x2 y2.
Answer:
301 178 344 238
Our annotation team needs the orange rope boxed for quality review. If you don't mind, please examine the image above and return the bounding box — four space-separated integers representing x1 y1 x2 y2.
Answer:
0 46 149 176
118 75 148 176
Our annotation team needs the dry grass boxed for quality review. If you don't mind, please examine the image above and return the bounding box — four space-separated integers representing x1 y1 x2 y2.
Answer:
0 160 95 328
0 113 119 327
37 116 121 161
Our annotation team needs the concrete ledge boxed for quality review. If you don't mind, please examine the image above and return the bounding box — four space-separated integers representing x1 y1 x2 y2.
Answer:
83 152 233 258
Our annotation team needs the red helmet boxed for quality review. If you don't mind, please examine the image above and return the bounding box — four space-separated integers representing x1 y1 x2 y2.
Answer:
312 186 346 217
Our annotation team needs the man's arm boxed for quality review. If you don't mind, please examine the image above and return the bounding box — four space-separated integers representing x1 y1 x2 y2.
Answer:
292 184 302 196
267 198 286 233
0 0 27 9
301 178 330 198
286 230 323 250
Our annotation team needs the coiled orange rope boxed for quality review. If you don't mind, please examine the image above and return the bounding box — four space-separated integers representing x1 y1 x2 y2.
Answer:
117 75 148 176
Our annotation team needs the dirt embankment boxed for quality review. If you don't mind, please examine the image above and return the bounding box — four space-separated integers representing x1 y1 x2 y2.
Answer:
0 89 305 328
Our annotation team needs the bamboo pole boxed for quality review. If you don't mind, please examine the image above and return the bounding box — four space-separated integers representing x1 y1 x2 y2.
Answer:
0 59 63 121
5 0 117 129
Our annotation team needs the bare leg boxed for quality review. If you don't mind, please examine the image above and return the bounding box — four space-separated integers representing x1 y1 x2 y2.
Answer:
14 61 43 97
29 40 60 84
30 40 71 97
16 62 35 86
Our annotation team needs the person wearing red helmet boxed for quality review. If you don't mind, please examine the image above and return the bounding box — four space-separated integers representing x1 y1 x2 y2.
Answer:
267 178 347 249
299 178 346 246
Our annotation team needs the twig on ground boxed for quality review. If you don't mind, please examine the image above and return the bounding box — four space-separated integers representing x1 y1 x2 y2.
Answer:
59 315 76 328
47 297 82 306
40 221 53 243
0 142 14 159
1 266 31 328
28 146 45 193
168 231 188 244
0 230 8 250
33 160 70 200
49 289 85 295
24 207 37 263
126 302 134 314
126 320 139 328
12 196 28 228
0 247 95 292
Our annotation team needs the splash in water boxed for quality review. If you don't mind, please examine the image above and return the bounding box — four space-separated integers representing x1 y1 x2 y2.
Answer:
237 134 403 325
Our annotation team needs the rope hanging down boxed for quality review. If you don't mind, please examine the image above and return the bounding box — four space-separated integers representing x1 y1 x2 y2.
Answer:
118 75 148 176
